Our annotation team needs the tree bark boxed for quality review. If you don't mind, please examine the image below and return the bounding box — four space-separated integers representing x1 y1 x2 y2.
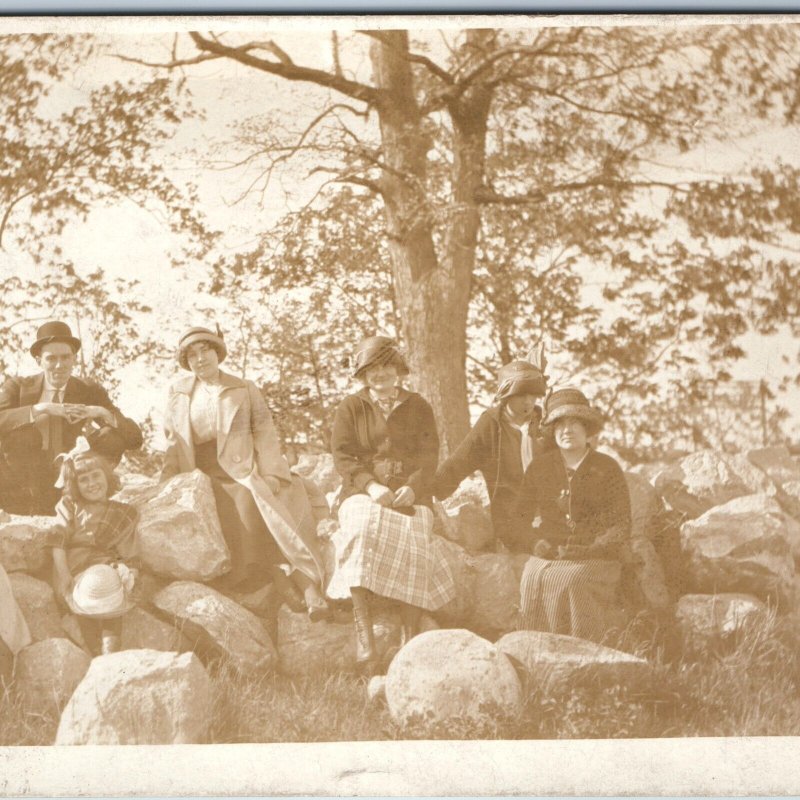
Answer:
368 31 491 455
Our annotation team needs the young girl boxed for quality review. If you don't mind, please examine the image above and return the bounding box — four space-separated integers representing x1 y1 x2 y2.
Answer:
49 437 139 655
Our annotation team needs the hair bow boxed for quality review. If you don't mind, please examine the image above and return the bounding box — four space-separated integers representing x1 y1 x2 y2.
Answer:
53 436 93 488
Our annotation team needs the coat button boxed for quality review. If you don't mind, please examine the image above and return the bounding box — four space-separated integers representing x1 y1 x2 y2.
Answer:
233 455 241 463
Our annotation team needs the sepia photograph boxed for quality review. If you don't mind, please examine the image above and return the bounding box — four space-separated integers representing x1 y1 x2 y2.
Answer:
1 10 800 794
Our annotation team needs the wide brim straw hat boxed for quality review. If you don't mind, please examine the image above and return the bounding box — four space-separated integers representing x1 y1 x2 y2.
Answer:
177 326 227 371
541 387 604 436
494 360 547 402
352 335 408 378
29 320 81 358
68 564 134 620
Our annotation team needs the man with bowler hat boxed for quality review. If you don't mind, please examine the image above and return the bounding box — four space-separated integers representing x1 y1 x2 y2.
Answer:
0 321 143 515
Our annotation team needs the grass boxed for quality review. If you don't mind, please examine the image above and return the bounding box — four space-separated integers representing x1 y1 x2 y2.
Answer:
3 610 800 744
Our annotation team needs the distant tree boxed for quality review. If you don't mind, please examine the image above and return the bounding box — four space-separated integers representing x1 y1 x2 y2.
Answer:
0 34 214 268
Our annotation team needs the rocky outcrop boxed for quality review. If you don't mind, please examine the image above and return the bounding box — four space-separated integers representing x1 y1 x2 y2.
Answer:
655 450 764 519
293 452 340 496
55 649 211 745
15 637 91 715
625 472 664 539
153 581 277 674
385 629 521 731
629 537 671 609
747 446 800 522
495 630 651 693
120 471 231 582
680 493 796 601
9 573 65 641
0 516 53 573
675 593 769 640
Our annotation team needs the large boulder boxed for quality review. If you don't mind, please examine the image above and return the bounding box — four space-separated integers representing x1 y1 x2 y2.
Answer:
9 573 65 641
680 493 796 601
655 450 767 519
747 446 800 521
121 607 192 653
15 637 91 715
153 581 277 674
385 629 521 731
676 593 768 641
120 471 231 582
0 516 53 573
436 474 494 552
55 649 211 745
386 629 522 732
496 630 651 693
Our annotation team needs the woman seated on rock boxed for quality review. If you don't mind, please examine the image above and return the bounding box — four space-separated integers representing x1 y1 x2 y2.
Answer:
513 387 631 644
329 336 456 672
161 326 329 620
434 358 547 552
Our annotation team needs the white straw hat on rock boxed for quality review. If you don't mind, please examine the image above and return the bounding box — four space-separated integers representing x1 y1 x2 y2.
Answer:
69 564 134 620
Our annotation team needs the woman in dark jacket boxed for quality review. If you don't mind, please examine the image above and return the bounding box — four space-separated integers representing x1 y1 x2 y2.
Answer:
434 359 547 552
514 387 631 643
329 336 456 671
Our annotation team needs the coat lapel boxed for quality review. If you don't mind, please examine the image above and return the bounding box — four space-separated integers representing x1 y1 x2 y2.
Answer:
62 376 84 404
217 372 248 438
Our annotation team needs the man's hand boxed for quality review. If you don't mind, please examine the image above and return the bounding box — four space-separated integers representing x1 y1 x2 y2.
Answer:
32 402 87 422
366 481 395 507
391 485 416 508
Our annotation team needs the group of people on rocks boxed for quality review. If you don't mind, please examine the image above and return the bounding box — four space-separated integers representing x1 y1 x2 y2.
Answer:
0 321 632 678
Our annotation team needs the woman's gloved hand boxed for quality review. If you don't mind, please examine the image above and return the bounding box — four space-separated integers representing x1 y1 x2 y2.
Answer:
366 481 395 507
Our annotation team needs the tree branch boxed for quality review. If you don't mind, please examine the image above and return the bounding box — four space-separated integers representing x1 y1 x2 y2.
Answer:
189 31 379 106
358 30 454 84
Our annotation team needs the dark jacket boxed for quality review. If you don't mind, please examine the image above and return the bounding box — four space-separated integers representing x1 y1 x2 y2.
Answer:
0 374 143 516
513 447 631 560
331 388 439 508
434 405 544 551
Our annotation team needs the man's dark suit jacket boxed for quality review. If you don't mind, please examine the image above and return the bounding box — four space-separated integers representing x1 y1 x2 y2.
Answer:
0 373 143 516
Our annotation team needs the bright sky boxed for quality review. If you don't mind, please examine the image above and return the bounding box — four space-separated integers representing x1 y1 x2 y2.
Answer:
2 19 799 440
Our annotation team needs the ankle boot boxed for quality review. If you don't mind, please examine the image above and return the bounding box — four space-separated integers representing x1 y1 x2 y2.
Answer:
351 588 377 668
399 603 422 648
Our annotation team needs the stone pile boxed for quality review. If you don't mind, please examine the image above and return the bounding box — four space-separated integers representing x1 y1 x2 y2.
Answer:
2 445 799 740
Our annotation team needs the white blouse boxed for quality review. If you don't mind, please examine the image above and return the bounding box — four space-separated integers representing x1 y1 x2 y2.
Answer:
189 381 220 445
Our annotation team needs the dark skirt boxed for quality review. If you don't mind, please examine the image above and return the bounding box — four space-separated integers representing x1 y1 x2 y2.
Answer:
195 441 282 589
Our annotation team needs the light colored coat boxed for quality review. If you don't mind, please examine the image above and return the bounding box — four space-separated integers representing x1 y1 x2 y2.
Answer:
161 371 325 585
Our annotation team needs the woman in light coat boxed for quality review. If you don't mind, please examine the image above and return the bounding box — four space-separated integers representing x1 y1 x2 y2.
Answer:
161 326 329 619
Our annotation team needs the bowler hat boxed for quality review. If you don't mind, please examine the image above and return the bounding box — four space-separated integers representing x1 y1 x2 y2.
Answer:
541 387 604 436
29 321 81 359
177 326 227 371
495 360 547 402
68 564 134 620
352 335 408 378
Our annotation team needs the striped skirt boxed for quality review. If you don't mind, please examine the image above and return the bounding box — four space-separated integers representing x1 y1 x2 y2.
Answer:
518 556 624 644
329 494 456 611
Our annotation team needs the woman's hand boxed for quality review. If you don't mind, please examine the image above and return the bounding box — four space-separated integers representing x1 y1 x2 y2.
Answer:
264 476 281 495
366 481 395 507
392 485 416 508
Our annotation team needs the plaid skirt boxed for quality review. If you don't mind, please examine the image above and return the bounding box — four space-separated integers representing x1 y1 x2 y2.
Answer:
330 494 456 611
519 556 624 644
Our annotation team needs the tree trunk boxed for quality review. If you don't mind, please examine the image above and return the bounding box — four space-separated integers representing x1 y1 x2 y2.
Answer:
369 31 491 455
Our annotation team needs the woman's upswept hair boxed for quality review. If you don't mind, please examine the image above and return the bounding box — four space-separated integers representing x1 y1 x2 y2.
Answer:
60 453 121 506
